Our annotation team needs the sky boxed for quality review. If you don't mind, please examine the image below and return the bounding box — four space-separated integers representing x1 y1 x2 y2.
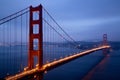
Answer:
0 0 120 41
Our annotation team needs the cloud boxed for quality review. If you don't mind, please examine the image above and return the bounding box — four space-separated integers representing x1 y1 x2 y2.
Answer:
59 16 120 27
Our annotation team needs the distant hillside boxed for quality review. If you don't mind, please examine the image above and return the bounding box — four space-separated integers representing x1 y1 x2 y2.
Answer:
75 41 120 50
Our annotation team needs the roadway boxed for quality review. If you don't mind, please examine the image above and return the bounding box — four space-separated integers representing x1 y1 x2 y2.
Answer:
6 45 110 80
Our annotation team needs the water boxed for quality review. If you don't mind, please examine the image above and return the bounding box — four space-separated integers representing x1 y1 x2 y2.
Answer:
0 44 80 78
43 50 120 80
43 51 104 80
0 45 28 78
0 42 120 80
89 50 120 80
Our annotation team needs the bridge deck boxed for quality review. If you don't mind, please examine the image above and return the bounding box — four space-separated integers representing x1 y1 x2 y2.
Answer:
6 45 110 80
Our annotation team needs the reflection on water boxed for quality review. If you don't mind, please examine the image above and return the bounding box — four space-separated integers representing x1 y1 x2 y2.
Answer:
89 50 120 80
82 54 110 80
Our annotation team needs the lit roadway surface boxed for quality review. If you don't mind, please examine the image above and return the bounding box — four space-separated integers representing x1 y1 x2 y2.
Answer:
6 45 110 80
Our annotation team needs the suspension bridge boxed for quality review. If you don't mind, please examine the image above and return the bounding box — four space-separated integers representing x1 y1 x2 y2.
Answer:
0 4 110 80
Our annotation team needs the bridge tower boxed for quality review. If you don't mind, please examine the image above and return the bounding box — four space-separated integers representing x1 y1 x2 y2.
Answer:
28 5 43 70
103 34 108 54
103 34 108 46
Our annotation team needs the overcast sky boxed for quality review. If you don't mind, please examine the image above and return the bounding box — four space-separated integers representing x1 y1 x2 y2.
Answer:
0 0 120 41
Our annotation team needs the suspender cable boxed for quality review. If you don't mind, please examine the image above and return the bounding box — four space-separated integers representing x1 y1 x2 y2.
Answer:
14 17 16 74
20 12 23 71
43 19 76 47
0 6 30 77
43 7 78 46
26 11 28 67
